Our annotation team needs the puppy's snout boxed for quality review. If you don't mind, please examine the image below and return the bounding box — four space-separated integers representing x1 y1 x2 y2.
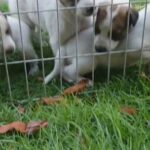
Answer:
95 46 107 53
85 7 94 16
5 46 15 54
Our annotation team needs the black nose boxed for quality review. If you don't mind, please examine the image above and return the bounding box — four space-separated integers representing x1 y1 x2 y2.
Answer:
86 7 94 16
95 46 107 53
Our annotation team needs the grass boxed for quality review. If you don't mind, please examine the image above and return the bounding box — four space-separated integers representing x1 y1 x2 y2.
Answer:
0 1 150 149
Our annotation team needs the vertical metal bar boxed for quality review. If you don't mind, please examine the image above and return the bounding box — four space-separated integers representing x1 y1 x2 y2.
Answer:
36 0 47 96
123 1 131 78
56 0 63 90
107 0 113 83
92 0 96 87
16 0 30 98
0 27 12 100
139 0 147 73
75 0 79 82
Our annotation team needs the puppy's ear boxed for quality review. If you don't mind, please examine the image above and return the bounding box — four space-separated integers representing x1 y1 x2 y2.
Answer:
95 8 106 34
95 8 106 27
129 9 139 27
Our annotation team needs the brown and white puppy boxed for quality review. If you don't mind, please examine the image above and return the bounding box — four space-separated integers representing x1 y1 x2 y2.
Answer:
0 12 39 75
97 4 150 69
95 0 139 52
44 0 139 84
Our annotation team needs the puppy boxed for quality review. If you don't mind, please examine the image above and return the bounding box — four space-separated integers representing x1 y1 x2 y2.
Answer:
97 4 150 69
44 1 139 84
0 12 39 75
95 0 139 51
8 0 111 55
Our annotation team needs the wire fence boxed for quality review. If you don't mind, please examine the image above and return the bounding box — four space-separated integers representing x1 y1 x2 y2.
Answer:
0 0 149 102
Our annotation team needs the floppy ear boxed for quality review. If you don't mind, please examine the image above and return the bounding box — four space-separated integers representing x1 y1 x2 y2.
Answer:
95 8 107 30
96 7 107 23
95 8 107 34
129 9 139 26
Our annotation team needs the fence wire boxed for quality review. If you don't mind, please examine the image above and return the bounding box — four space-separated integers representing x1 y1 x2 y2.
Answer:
0 0 149 101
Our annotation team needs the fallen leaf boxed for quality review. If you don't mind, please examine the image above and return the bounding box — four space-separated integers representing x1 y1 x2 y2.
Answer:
0 121 48 135
26 121 48 135
120 107 137 115
11 122 26 133
0 121 26 134
18 106 25 114
63 79 89 95
41 80 90 106
42 96 63 105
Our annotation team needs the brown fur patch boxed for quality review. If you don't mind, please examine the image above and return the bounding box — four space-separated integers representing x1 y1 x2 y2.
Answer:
97 7 107 22
95 7 107 34
108 6 128 41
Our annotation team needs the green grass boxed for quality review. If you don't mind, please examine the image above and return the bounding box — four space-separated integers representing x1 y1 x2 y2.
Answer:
0 1 150 149
0 2 8 12
0 71 150 149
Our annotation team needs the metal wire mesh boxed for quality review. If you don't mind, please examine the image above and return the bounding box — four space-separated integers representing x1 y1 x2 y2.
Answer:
0 0 149 101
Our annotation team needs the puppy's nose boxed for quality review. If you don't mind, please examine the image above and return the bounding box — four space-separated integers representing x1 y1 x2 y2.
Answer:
5 47 14 54
86 7 94 16
95 46 107 52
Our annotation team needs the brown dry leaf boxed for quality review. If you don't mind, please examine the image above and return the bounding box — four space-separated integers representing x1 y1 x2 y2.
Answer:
0 121 48 135
41 79 89 106
0 121 26 134
42 96 63 105
18 106 25 114
120 107 137 115
26 121 48 135
63 79 89 95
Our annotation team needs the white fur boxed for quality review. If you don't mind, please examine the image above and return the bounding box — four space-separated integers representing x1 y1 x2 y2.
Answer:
44 4 150 84
8 0 111 55
0 15 39 75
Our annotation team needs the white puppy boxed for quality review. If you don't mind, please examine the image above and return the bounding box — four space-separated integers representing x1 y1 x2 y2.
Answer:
8 0 111 55
0 13 39 75
44 1 139 84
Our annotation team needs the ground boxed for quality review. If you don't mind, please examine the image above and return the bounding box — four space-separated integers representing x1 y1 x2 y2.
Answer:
0 1 150 149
